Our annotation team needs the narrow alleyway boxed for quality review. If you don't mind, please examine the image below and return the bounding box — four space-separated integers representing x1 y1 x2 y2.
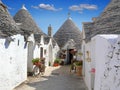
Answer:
14 66 88 90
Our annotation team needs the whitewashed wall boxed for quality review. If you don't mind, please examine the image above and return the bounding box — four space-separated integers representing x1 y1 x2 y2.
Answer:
44 38 59 66
83 34 120 90
38 35 48 66
0 34 27 90
40 44 48 66
92 35 120 90
81 40 85 76
27 34 35 72
82 30 97 90
33 44 40 59
33 35 60 67
46 39 53 66
53 44 60 62
83 42 93 90
50 39 60 66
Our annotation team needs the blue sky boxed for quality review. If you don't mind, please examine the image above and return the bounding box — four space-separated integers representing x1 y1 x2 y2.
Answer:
2 0 110 35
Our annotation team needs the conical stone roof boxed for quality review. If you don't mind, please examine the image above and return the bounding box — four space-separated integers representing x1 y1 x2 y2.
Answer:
94 0 120 34
0 1 20 37
83 0 120 43
82 22 94 43
54 18 81 49
14 5 43 35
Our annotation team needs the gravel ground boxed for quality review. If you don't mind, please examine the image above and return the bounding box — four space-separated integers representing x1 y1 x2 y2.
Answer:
13 65 88 90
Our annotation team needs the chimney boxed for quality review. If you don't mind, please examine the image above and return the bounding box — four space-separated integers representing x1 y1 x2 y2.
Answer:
92 17 97 22
48 24 52 37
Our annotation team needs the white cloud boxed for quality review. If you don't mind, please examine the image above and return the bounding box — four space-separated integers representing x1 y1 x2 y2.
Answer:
69 4 98 13
69 5 83 11
31 3 62 11
80 4 97 10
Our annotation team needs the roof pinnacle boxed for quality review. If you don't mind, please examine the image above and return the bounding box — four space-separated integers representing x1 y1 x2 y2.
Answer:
22 4 27 10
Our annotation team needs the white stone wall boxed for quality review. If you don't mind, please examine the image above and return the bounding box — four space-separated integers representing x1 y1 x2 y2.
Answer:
93 35 120 90
30 35 60 68
27 34 35 72
83 42 93 90
0 34 27 90
44 38 60 67
53 44 60 60
33 44 40 59
92 35 109 90
39 35 48 66
46 39 54 66
83 34 120 90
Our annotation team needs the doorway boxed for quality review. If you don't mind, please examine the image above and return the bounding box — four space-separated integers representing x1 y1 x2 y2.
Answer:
40 47 43 58
66 49 74 64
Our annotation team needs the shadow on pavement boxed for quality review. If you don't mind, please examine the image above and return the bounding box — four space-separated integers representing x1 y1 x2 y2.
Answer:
27 65 88 90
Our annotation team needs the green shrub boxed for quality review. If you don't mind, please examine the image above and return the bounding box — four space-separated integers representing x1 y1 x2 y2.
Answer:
49 61 51 66
32 58 40 63
74 61 83 66
54 58 60 64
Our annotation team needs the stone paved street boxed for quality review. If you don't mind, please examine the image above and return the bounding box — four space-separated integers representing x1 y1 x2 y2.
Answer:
14 66 88 90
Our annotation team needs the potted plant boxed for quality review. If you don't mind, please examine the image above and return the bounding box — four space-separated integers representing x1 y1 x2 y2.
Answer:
74 61 83 76
53 58 60 67
32 58 41 66
78 52 83 56
49 61 51 66
75 61 83 66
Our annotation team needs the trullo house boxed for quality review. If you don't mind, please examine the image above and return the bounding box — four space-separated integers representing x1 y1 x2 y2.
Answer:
81 0 120 90
0 1 28 90
54 16 82 64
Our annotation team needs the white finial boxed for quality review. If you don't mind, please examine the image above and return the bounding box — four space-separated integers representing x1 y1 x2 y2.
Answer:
22 4 27 10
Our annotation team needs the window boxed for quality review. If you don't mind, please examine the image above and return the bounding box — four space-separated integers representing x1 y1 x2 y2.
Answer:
40 47 43 58
18 40 20 46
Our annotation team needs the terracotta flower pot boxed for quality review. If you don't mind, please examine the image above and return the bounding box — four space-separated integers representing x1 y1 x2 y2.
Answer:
53 63 59 67
34 62 41 66
76 66 82 76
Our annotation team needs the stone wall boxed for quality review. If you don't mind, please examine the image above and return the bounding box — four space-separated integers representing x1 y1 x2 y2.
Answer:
82 34 120 90
0 34 27 90
82 41 95 90
94 35 120 90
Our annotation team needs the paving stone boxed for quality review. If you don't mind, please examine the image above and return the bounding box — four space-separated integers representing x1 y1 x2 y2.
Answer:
14 66 88 90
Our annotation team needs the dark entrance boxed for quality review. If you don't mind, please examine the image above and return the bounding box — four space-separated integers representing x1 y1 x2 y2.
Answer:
67 49 74 64
40 47 43 58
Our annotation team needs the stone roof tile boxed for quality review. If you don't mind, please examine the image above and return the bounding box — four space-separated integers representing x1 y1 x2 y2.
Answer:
54 18 82 49
94 0 120 33
83 0 120 43
0 2 21 37
13 5 43 35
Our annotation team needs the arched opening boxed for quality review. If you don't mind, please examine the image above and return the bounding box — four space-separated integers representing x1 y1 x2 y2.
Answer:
40 47 43 58
66 49 74 64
